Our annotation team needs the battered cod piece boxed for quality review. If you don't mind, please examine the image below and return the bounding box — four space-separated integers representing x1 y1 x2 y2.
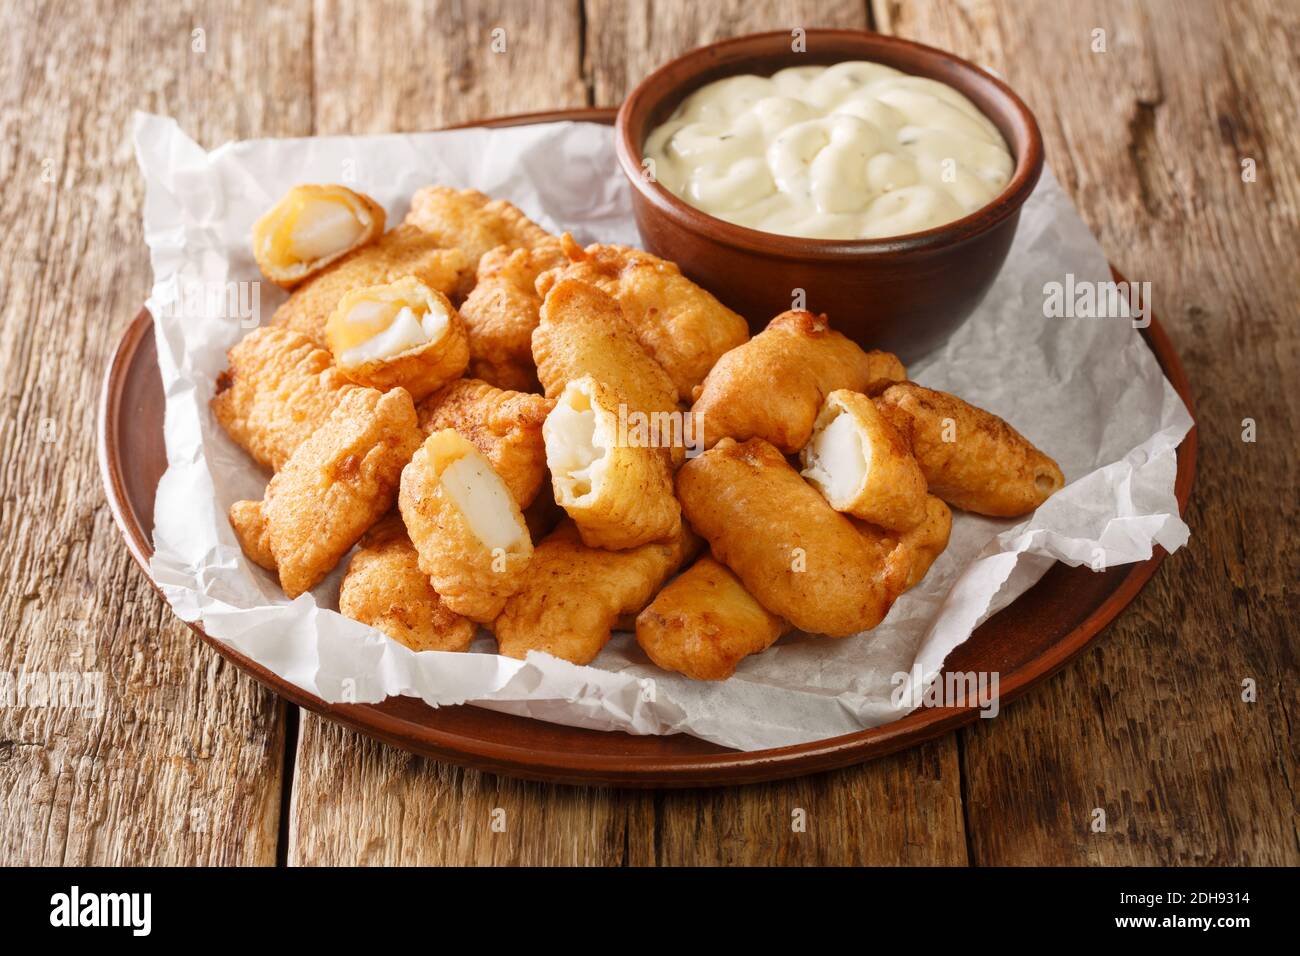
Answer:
338 514 475 653
801 389 928 532
458 240 566 391
533 278 680 409
211 326 359 472
691 311 907 453
324 276 469 401
228 388 423 598
252 184 385 288
272 224 469 345
544 376 681 550
539 235 750 396
416 378 552 508
398 429 533 623
676 437 895 637
404 186 555 293
857 495 953 595
493 520 699 665
636 556 789 681
874 383 1065 517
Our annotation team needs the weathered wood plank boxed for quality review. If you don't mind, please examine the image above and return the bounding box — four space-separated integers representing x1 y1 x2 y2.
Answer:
876 0 1299 865
0 0 312 864
311 0 589 133
288 720 657 865
584 0 869 105
653 740 967 865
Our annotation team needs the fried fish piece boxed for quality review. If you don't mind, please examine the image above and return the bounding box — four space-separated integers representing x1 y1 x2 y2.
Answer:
324 276 469 401
636 556 789 681
800 389 928 531
211 326 360 472
544 376 681 550
457 240 567 392
398 429 533 622
416 378 552 508
532 277 681 409
874 383 1065 517
691 311 906 453
404 186 555 294
537 235 750 396
272 224 469 345
252 184 386 288
676 437 895 637
338 513 475 652
228 387 423 598
856 495 953 595
493 520 699 665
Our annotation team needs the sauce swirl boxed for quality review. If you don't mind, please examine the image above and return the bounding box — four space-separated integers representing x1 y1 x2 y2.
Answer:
643 62 1014 240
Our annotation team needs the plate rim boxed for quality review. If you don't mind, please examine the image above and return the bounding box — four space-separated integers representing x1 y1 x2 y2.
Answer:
99 107 1198 787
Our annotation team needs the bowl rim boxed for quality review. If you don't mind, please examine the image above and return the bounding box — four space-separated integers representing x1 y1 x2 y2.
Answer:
615 28 1045 258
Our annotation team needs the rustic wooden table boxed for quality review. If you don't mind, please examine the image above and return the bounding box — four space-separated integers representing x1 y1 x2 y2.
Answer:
1 0 1295 866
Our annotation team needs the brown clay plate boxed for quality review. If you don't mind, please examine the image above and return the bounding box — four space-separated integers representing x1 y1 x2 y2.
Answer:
99 108 1197 787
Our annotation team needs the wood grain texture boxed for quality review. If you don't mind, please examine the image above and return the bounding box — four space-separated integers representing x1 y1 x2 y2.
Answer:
651 739 966 865
0 0 308 865
585 0 870 105
311 0 589 134
288 719 657 865
877 0 1299 865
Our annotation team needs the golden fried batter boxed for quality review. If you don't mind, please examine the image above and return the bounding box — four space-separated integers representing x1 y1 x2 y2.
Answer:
211 326 360 472
493 520 699 665
544 376 681 550
537 235 750 396
338 514 475 652
228 387 423 598
532 277 680 418
398 429 533 622
874 383 1065 517
416 378 552 509
404 185 555 294
691 311 906 453
252 184 386 288
636 556 789 681
801 389 928 531
676 437 895 637
458 240 566 391
856 495 953 595
324 277 469 401
272 224 469 345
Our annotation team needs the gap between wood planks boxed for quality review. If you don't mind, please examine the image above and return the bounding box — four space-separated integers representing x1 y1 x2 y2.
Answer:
275 703 299 868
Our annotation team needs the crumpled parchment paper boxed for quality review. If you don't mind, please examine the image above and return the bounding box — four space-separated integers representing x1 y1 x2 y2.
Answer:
134 112 1192 751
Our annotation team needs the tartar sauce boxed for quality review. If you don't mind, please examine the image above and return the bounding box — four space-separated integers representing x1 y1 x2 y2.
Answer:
643 62 1014 240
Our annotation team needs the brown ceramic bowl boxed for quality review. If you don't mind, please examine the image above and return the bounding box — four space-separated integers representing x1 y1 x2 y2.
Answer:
615 30 1045 362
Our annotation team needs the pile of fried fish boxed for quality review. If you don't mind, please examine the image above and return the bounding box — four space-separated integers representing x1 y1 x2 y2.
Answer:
212 184 1064 680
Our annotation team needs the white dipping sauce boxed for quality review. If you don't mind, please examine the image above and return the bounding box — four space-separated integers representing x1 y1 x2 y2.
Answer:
643 61 1014 240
